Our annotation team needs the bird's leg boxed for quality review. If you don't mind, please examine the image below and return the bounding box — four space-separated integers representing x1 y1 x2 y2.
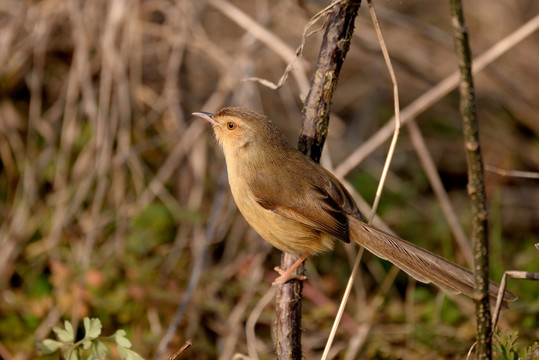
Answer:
272 252 310 286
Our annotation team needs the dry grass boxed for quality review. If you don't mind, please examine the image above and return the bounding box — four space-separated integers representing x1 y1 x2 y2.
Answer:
0 0 537 359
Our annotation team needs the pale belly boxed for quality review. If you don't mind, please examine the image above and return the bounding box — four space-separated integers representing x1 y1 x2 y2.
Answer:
230 182 335 255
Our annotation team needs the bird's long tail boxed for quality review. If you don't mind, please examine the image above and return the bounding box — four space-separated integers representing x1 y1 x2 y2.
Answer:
348 217 517 305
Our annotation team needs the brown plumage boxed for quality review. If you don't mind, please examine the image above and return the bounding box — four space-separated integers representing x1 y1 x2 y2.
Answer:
193 107 516 304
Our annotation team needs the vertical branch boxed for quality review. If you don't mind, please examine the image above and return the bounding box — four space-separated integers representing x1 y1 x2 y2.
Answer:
274 253 304 360
274 1 361 359
449 1 492 359
299 0 362 162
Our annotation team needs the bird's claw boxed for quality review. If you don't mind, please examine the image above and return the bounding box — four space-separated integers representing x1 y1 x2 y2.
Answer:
272 266 307 286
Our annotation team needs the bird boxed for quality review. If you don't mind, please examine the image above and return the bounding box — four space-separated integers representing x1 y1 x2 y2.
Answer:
193 106 517 305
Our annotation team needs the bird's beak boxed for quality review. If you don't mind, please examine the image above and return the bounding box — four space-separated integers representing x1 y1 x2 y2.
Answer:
192 111 218 125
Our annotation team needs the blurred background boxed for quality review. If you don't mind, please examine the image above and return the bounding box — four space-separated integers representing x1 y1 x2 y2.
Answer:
0 0 538 359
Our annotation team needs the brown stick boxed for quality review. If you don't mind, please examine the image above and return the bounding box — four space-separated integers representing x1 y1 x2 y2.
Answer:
449 0 492 358
275 1 361 359
299 0 362 162
274 253 304 360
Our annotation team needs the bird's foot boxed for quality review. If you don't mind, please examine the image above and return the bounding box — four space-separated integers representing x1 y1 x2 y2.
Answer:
272 266 307 286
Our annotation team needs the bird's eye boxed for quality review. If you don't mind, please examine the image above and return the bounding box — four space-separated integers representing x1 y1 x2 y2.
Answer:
226 122 237 130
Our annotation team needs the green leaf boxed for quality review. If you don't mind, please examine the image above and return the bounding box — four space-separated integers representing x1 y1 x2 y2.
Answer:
93 340 108 358
115 329 127 337
82 340 92 350
83 317 102 340
52 325 74 343
63 347 79 360
113 329 132 348
122 347 145 360
64 321 74 339
37 339 63 354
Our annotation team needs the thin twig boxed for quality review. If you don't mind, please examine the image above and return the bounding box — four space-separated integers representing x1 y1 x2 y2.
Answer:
168 340 193 360
365 0 400 224
208 0 310 94
485 165 539 180
322 1 401 357
246 287 278 360
449 0 491 357
407 119 473 265
492 270 539 330
321 246 364 360
246 0 342 94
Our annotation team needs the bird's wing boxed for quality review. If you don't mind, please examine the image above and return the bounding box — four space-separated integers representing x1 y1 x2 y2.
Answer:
247 152 361 243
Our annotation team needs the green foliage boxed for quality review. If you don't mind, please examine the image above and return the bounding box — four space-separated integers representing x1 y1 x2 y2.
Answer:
493 330 539 360
37 318 144 360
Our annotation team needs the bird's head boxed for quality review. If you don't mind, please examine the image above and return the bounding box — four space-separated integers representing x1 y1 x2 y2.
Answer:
193 107 287 156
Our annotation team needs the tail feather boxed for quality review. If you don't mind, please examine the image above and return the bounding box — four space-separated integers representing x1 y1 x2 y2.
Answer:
349 217 517 304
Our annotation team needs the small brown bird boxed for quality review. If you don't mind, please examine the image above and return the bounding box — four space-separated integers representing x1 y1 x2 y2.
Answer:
193 107 516 304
